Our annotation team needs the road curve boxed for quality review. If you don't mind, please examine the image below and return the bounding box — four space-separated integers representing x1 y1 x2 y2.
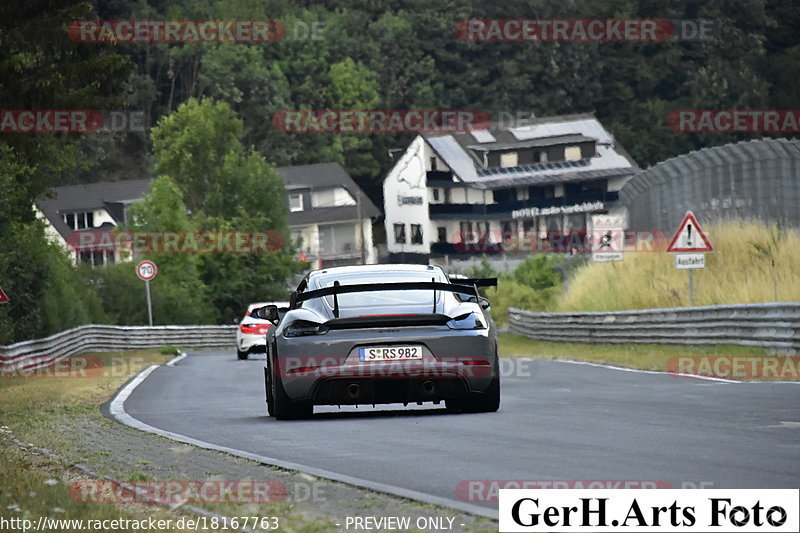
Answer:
117 348 800 514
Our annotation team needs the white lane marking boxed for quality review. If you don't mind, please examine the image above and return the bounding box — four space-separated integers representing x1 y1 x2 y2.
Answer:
109 366 497 520
166 351 188 367
523 357 800 385
517 357 739 383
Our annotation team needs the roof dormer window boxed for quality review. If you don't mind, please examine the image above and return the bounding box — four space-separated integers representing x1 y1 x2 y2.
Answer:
500 152 519 168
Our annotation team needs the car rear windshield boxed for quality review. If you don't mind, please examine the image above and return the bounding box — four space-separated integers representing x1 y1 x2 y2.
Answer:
315 272 451 310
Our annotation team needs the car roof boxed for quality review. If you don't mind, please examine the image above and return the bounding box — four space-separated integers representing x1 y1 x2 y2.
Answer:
307 264 444 279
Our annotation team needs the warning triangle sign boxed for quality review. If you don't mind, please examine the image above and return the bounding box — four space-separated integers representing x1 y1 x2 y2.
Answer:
666 211 714 253
0 287 8 304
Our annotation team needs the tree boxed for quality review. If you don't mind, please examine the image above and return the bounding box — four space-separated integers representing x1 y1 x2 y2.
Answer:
150 98 301 322
89 176 216 325
151 98 243 216
0 0 132 341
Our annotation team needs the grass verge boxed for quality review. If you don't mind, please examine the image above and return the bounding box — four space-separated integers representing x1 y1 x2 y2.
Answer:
498 333 785 375
0 349 330 532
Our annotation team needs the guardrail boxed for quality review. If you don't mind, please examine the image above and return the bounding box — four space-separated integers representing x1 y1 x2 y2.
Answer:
508 303 800 355
0 324 236 373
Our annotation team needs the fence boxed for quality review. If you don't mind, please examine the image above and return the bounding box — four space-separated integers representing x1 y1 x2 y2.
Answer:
508 302 800 354
0 324 236 373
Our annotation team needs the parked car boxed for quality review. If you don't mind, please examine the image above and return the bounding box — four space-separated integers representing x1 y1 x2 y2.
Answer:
258 264 499 419
235 301 289 360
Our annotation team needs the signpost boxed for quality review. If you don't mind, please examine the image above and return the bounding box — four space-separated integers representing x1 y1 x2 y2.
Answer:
0 287 8 304
666 211 714 305
136 260 157 326
591 214 624 262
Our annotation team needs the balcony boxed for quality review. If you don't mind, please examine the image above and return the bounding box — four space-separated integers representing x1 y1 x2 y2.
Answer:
428 191 618 219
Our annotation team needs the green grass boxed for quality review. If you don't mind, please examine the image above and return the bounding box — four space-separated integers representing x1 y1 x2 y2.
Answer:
0 445 178 532
0 348 333 532
498 333 772 372
557 219 800 311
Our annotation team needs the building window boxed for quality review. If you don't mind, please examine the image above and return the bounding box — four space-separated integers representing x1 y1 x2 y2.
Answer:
410 224 423 245
289 194 303 212
63 212 94 230
437 227 447 243
536 151 548 163
522 220 535 235
500 152 518 168
459 221 477 243
432 188 440 201
78 249 112 268
394 223 406 244
564 146 582 161
430 157 438 171
501 221 518 241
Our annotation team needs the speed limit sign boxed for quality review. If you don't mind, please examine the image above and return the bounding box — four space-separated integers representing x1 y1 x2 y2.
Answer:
136 260 157 281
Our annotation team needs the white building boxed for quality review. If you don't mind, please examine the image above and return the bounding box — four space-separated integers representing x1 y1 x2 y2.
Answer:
382 113 638 266
35 179 152 266
34 162 380 269
276 162 380 268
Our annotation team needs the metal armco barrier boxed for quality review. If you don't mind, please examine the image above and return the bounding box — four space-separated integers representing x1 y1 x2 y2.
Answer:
508 303 800 354
0 325 236 373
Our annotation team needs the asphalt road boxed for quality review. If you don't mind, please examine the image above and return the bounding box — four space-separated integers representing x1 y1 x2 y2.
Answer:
122 349 800 512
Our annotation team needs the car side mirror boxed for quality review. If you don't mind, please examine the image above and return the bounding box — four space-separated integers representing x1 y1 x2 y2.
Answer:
478 297 491 311
256 304 280 324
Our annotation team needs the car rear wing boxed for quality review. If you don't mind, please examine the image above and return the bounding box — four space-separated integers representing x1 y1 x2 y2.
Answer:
291 280 487 318
448 277 498 288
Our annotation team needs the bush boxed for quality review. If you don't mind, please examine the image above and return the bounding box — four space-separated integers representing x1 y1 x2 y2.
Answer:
486 280 559 326
483 255 563 325
84 263 216 325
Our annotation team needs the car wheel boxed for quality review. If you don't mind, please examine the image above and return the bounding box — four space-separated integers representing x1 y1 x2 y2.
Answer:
272 360 312 420
237 349 248 360
264 367 275 416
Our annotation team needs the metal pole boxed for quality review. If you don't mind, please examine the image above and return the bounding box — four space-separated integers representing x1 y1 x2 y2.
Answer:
145 279 153 326
688 269 694 306
357 189 366 265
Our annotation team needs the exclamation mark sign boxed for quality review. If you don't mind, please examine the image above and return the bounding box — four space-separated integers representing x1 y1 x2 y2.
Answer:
686 224 693 247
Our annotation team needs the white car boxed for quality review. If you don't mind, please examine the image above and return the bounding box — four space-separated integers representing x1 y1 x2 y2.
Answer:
236 301 289 360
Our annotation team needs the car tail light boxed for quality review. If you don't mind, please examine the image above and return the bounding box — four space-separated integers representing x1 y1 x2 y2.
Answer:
460 359 490 366
284 320 329 337
240 323 271 335
446 313 486 330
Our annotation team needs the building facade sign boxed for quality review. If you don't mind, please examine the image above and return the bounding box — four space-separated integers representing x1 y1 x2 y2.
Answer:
511 201 604 219
398 195 424 206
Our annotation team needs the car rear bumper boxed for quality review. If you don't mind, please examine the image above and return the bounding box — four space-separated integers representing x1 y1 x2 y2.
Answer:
238 333 266 352
281 360 493 405
312 374 470 405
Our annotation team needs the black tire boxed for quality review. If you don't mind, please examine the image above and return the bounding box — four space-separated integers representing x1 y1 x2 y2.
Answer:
264 367 275 417
272 360 312 420
237 349 248 360
446 357 500 413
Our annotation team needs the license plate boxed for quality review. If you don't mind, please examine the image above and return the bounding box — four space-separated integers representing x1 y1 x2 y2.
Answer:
359 346 423 362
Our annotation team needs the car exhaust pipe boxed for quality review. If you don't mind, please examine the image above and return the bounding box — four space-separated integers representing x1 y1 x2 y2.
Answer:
421 380 436 396
346 383 361 399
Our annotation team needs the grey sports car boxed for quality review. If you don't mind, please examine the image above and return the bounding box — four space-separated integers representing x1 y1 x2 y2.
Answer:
258 264 500 420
